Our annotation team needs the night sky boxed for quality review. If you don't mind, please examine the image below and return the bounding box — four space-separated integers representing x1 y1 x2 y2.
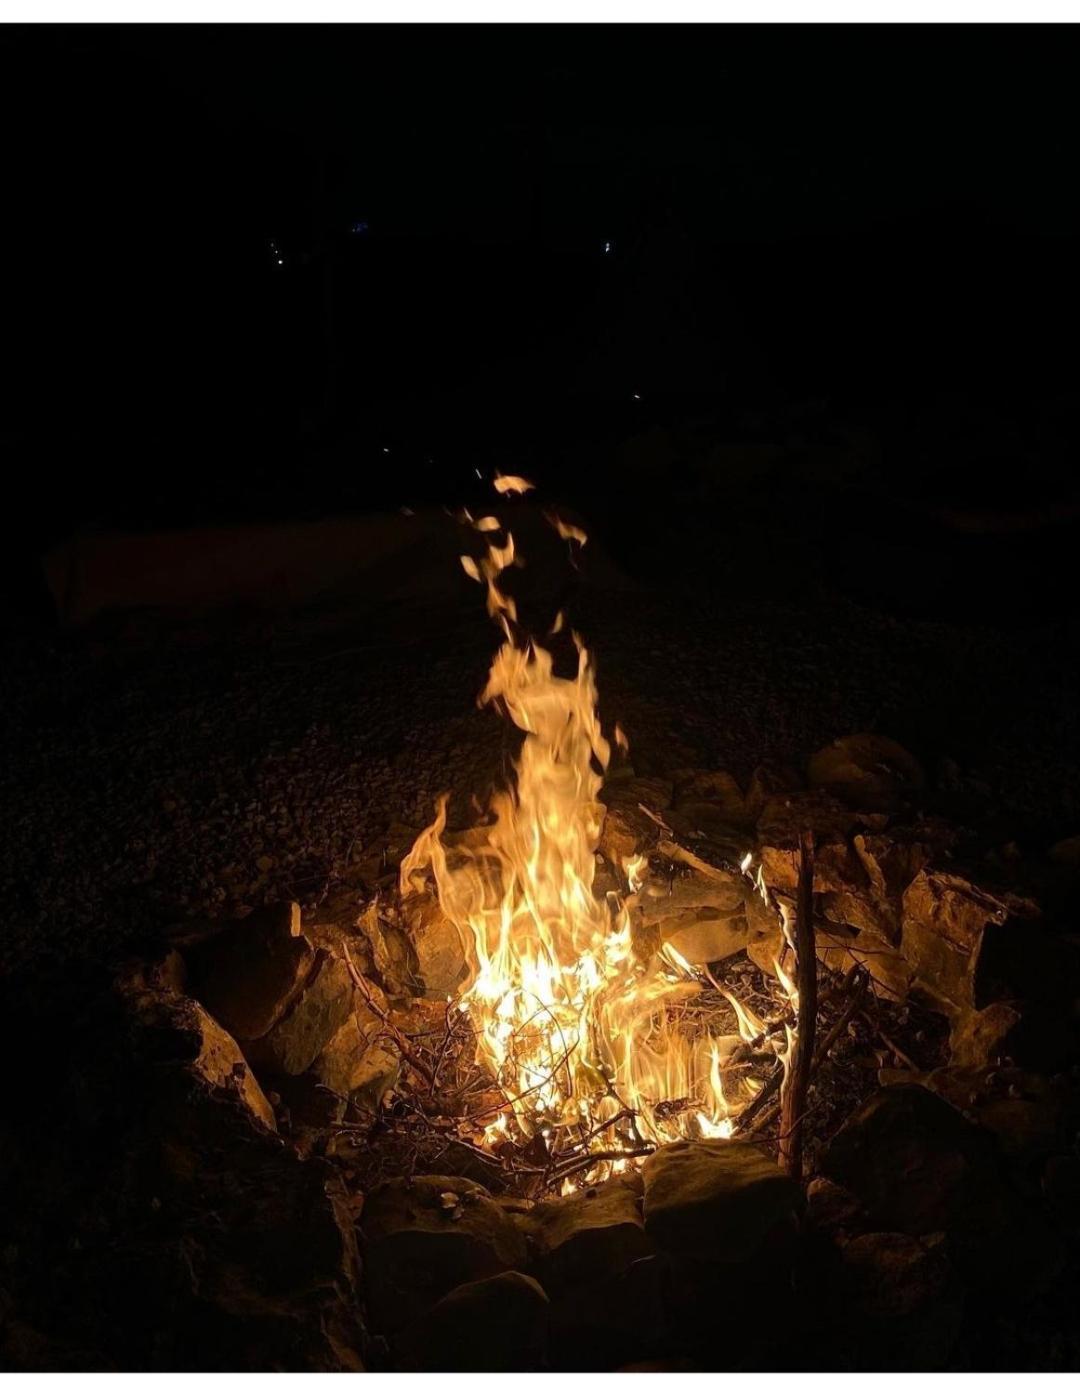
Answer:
3 25 1079 540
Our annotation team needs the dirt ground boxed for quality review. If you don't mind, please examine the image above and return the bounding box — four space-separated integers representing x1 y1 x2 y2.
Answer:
2 500 1078 977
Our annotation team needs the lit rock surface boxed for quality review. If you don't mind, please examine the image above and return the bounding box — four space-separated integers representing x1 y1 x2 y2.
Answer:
641 1138 800 1262
524 1175 651 1294
312 1009 399 1107
248 949 354 1076
401 895 470 998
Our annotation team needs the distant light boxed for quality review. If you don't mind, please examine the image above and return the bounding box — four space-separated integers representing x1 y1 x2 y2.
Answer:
351 220 369 235
382 447 390 454
632 392 641 400
474 468 482 479
602 240 613 255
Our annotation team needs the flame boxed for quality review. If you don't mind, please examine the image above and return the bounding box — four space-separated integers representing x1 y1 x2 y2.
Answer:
546 511 589 546
623 853 648 894
403 497 782 1166
493 472 535 496
773 955 799 1012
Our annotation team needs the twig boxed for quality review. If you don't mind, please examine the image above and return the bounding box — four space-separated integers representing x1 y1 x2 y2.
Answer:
779 830 817 1182
740 969 868 1140
549 1145 655 1185
866 1020 920 1073
341 941 436 1088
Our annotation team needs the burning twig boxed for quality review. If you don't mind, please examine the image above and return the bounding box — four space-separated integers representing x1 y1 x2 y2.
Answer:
549 1145 656 1186
778 831 817 1182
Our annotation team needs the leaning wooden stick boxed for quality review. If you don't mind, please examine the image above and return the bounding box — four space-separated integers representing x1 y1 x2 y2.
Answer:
778 830 817 1182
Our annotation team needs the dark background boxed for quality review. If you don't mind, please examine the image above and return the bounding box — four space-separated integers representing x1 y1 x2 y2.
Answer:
1 22 1079 987
3 25 1080 619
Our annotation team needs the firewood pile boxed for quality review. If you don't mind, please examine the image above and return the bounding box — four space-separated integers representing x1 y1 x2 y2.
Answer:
2 731 1079 1371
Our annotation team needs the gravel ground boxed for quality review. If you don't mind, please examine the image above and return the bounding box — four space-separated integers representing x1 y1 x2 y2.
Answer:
2 547 1078 975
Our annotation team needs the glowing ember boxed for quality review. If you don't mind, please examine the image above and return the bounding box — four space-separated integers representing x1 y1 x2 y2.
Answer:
398 489 789 1172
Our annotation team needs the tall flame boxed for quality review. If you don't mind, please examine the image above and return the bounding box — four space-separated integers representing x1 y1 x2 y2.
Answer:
400 500 770 1162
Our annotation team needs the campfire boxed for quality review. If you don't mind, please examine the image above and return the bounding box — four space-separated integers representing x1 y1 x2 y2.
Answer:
4 478 1077 1374
391 473 790 1187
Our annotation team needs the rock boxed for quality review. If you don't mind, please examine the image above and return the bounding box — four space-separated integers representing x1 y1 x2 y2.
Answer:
0 958 364 1371
401 896 469 998
249 951 355 1077
816 924 912 1001
807 733 925 811
853 831 932 903
821 1085 1064 1293
642 1139 801 1263
186 999 278 1132
657 910 749 966
186 902 314 1042
901 869 1039 1015
360 1174 528 1335
805 1176 866 1236
524 1176 651 1294
671 769 752 829
758 793 861 895
312 1010 400 1108
598 776 672 863
548 1255 667 1372
839 1232 961 1370
820 887 897 940
947 1002 1022 1068
1048 834 1080 867
667 802 749 846
394 1271 549 1372
745 760 803 822
637 863 749 963
639 864 745 920
744 890 785 975
977 1094 1065 1165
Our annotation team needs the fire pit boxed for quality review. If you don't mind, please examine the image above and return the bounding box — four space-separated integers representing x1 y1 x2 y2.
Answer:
3 479 1079 1373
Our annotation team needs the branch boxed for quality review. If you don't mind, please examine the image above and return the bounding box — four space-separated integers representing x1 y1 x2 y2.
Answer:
778 830 817 1182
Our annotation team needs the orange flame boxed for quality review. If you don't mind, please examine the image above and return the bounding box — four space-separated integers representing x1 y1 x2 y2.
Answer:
404 497 785 1162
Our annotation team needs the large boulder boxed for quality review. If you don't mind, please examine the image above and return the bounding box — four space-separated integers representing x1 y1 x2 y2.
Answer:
821 1085 1064 1293
394 1271 549 1372
360 1175 528 1336
642 1139 800 1263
